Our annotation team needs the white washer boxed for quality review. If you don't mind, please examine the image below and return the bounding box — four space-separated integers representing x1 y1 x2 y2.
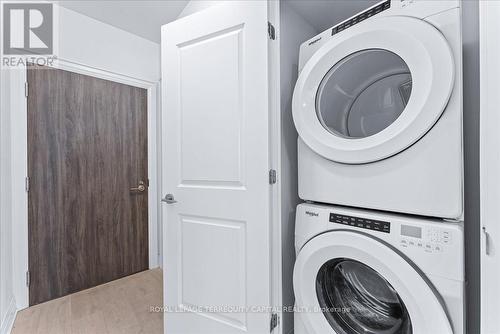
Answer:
293 202 464 334
292 0 463 219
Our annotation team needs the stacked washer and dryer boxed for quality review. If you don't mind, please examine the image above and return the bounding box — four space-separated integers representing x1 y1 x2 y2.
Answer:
291 1 464 334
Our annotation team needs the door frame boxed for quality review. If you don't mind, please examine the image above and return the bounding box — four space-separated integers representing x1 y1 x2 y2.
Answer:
11 58 161 310
268 1 283 334
480 1 500 333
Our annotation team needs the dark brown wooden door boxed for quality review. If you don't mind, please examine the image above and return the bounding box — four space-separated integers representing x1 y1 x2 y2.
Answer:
27 65 148 306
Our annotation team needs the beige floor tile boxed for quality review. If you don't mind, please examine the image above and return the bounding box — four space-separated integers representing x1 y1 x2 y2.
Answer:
34 296 72 334
11 269 163 334
70 312 107 334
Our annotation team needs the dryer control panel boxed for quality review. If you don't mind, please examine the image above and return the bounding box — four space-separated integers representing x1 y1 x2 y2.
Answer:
331 0 390 36
330 213 390 233
297 0 460 73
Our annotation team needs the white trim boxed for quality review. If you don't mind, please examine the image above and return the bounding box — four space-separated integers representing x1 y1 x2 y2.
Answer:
480 2 500 333
54 58 158 87
11 66 28 310
11 58 161 310
156 79 163 269
0 297 17 334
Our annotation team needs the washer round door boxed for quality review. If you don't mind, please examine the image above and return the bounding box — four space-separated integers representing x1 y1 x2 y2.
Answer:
293 231 453 334
292 16 455 164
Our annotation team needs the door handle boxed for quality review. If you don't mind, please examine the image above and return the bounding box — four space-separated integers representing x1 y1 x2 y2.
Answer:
162 194 177 204
130 181 147 193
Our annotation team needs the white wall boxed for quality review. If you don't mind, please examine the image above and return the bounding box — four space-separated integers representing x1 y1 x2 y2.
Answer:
1 2 16 326
178 0 222 18
0 67 16 334
279 4 317 334
9 3 162 313
56 5 160 82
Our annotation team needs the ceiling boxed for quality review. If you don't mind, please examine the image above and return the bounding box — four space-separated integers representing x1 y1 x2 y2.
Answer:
286 0 379 32
58 0 379 44
58 0 189 43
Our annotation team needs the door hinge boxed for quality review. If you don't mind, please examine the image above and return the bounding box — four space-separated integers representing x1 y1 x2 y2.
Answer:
25 82 28 98
26 271 30 287
269 169 277 184
25 176 30 192
483 226 491 255
268 22 276 40
270 313 278 332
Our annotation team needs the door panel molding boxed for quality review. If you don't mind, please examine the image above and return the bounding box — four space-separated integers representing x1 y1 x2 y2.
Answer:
179 215 247 330
177 25 246 189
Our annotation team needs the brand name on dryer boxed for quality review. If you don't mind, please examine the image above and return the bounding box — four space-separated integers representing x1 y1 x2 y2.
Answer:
305 211 319 217
308 37 322 46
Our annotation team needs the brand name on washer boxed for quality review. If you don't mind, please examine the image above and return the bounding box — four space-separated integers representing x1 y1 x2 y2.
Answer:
305 211 319 217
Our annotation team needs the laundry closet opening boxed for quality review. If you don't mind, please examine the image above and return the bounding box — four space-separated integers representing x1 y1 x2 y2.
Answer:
281 0 465 333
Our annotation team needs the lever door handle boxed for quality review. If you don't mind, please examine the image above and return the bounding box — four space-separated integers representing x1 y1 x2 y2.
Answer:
162 194 177 204
130 181 146 193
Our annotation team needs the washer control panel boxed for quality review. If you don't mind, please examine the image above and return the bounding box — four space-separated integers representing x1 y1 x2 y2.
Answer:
400 225 452 253
330 213 391 233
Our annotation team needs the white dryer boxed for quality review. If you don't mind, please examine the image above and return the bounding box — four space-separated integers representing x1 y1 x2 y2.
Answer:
293 202 464 334
292 0 463 219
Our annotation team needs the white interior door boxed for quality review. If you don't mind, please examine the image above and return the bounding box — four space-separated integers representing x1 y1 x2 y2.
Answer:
161 2 271 333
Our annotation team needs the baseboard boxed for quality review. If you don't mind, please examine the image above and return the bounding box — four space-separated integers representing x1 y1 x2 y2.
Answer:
0 297 17 334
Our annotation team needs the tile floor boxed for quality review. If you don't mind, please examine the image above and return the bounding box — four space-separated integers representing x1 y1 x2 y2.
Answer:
11 268 163 334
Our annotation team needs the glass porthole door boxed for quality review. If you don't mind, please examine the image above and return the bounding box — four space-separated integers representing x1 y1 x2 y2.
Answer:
316 49 412 139
292 16 455 164
316 259 412 334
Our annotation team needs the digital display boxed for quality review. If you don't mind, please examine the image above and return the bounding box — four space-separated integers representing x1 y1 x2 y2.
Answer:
401 225 422 238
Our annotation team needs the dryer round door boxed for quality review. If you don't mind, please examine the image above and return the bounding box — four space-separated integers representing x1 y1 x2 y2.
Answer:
293 231 453 334
292 16 455 164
